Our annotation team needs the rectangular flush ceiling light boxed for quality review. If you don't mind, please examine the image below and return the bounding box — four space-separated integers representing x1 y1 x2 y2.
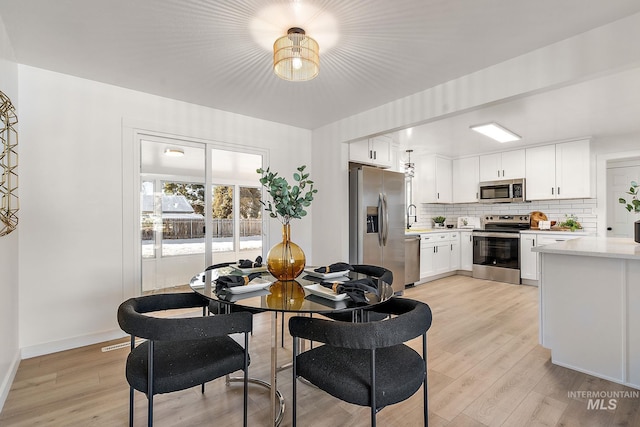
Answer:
470 122 521 143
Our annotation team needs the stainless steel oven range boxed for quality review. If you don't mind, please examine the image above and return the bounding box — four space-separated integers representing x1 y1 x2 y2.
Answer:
472 214 530 285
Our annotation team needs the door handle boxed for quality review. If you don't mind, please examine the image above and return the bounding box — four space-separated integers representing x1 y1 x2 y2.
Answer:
377 193 384 246
382 194 389 245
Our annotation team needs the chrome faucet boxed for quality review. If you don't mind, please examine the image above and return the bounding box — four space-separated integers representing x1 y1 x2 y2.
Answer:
406 204 417 229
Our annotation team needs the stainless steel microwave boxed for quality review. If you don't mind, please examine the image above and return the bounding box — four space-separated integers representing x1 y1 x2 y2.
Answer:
478 178 526 203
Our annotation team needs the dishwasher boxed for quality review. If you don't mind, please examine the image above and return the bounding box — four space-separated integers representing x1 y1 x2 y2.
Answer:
405 235 421 286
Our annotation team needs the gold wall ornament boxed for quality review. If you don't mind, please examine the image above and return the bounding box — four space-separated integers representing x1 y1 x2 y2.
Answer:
0 90 19 236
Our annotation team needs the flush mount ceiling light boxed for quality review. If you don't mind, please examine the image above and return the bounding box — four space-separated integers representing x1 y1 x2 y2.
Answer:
164 148 184 157
470 122 521 143
273 27 319 82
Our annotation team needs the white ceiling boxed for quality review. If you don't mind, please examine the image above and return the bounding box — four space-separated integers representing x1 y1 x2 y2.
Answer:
397 66 640 157
2 0 640 155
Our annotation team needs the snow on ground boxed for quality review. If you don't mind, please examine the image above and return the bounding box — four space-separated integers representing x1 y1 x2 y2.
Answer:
142 237 262 257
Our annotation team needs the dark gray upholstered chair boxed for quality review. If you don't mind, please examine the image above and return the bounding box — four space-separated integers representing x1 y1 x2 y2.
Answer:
289 297 432 426
321 264 395 323
117 292 252 427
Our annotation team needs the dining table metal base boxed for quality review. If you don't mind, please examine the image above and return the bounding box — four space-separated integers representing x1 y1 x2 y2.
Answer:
226 375 285 426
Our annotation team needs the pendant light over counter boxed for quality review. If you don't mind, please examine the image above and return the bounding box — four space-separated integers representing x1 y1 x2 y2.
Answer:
273 27 319 82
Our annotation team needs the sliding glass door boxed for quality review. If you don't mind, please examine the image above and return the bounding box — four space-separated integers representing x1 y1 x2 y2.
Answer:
139 138 263 292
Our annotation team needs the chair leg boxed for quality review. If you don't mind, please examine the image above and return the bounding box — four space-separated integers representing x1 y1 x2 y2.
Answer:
129 386 134 427
129 334 135 427
148 393 154 427
292 336 298 427
148 341 154 427
370 349 376 427
423 334 428 427
243 332 249 427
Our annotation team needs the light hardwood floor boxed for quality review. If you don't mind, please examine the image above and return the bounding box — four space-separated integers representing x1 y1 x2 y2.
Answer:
2 275 639 426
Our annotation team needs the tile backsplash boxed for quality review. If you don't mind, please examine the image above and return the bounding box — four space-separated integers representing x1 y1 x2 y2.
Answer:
411 198 597 234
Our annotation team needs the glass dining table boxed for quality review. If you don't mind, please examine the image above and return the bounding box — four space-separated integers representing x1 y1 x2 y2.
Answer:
189 265 395 426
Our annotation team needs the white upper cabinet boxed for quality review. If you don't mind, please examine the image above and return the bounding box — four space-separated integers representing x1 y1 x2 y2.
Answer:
526 139 593 200
349 136 392 168
453 156 479 203
415 155 452 203
479 149 525 181
525 145 556 200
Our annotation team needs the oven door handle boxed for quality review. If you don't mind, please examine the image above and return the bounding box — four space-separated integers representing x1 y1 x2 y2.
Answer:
473 232 521 239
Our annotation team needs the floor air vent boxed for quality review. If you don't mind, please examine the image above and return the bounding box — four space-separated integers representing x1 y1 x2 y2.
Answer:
101 340 143 352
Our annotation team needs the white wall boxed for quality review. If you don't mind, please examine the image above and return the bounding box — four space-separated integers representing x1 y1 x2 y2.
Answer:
17 65 311 357
311 13 640 264
0 14 20 411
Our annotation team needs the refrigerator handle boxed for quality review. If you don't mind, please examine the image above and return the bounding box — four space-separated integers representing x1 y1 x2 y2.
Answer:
382 193 389 245
377 193 384 246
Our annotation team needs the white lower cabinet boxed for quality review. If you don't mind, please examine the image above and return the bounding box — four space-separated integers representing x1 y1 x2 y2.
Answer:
460 231 473 271
420 236 437 278
419 231 461 281
520 234 538 281
520 232 587 283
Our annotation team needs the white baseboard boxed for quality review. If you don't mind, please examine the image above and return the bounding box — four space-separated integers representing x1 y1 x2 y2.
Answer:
0 349 21 413
21 329 128 359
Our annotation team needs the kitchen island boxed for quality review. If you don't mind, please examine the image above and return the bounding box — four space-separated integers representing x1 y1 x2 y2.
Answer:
533 237 640 389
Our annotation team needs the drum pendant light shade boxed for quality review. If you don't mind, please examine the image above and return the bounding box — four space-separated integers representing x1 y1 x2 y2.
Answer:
273 27 319 81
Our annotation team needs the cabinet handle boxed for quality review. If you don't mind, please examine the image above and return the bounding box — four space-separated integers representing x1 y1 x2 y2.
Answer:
451 244 453 250
497 170 500 177
437 192 440 199
369 150 372 159
551 187 554 195
557 187 560 195
502 169 505 177
374 151 377 160
476 192 478 199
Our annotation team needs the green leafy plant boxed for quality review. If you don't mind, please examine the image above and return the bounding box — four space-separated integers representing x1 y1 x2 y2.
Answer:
559 213 582 231
619 180 640 213
257 165 317 225
432 216 446 224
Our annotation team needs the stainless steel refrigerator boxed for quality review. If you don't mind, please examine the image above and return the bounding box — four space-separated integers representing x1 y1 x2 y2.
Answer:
349 165 406 294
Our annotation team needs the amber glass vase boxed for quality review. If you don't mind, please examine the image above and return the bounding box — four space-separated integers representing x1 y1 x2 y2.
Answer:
266 223 306 280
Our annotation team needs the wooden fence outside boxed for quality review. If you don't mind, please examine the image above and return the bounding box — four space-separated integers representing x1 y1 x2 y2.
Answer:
141 218 262 240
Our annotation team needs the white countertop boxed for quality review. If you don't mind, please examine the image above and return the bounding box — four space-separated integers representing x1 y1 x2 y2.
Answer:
405 227 474 235
520 229 589 235
532 236 640 260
